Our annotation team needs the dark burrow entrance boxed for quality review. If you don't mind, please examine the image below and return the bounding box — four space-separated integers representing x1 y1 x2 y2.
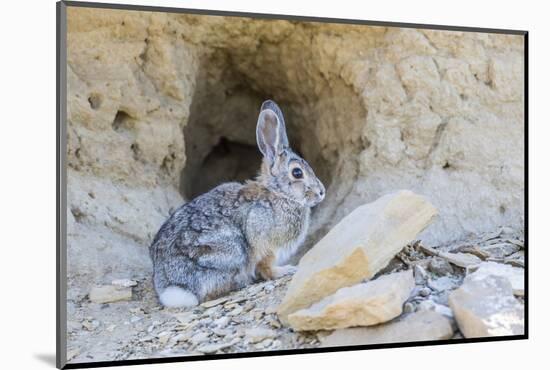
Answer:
177 46 367 258
179 80 323 203
178 65 323 202
184 137 262 199
179 68 268 199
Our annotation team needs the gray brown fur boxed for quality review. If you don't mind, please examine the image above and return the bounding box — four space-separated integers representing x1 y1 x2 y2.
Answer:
149 100 325 306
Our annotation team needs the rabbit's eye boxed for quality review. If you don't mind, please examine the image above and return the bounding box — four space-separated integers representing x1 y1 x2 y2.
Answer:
291 167 303 179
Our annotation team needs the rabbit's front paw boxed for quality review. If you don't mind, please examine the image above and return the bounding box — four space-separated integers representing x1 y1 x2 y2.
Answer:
272 264 298 278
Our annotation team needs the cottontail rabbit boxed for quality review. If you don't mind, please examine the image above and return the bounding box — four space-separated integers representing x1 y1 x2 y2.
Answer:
149 100 325 307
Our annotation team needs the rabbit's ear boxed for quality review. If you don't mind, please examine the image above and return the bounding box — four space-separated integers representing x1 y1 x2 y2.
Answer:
256 100 289 165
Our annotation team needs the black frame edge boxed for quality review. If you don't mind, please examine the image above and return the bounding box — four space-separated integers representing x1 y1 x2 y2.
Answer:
63 335 527 369
523 32 529 339
57 1 68 369
57 1 529 369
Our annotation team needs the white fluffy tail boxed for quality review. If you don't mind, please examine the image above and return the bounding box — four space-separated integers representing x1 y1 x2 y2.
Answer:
159 286 199 308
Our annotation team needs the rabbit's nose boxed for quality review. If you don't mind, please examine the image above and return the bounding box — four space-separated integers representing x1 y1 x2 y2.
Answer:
317 187 325 200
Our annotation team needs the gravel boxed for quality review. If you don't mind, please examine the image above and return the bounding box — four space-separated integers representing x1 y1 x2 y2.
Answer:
66 228 524 364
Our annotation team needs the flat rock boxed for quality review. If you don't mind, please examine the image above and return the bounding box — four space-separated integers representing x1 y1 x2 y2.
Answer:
196 340 236 354
468 261 524 296
420 245 481 268
505 259 525 268
228 306 244 316
111 278 138 287
321 310 453 347
172 311 197 324
213 316 230 327
451 245 490 260
244 327 277 343
189 331 210 345
277 190 437 323
156 331 171 345
89 285 132 304
287 270 415 331
449 275 524 338
480 243 520 259
504 239 524 249
201 296 230 308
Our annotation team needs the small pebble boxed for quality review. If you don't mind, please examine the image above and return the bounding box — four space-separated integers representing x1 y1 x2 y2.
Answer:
414 265 428 284
213 316 230 327
428 257 454 276
189 331 210 345
419 287 431 297
111 279 138 287
403 302 415 313
228 306 244 316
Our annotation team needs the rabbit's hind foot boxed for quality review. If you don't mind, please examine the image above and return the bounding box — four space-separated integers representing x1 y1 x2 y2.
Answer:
159 286 199 308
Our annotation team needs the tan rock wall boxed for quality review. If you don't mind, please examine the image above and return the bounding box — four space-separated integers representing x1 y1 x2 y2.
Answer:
66 7 524 295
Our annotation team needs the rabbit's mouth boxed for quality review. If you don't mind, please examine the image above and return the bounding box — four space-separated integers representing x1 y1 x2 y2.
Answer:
305 189 325 207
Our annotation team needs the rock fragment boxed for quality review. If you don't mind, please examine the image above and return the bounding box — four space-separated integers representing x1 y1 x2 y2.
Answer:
81 319 98 331
427 276 459 292
414 265 428 284
403 302 415 313
440 252 481 268
89 285 132 304
201 296 230 308
156 331 171 346
213 316 230 327
244 327 277 343
287 270 415 331
189 331 210 345
277 190 437 322
428 257 454 276
196 340 237 354
66 348 80 361
449 275 524 337
111 278 138 287
451 245 490 260
420 245 481 268
228 306 244 316
505 259 525 268
417 299 454 318
468 261 524 296
172 311 196 325
418 287 431 297
504 239 524 249
480 243 520 259
321 310 453 347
